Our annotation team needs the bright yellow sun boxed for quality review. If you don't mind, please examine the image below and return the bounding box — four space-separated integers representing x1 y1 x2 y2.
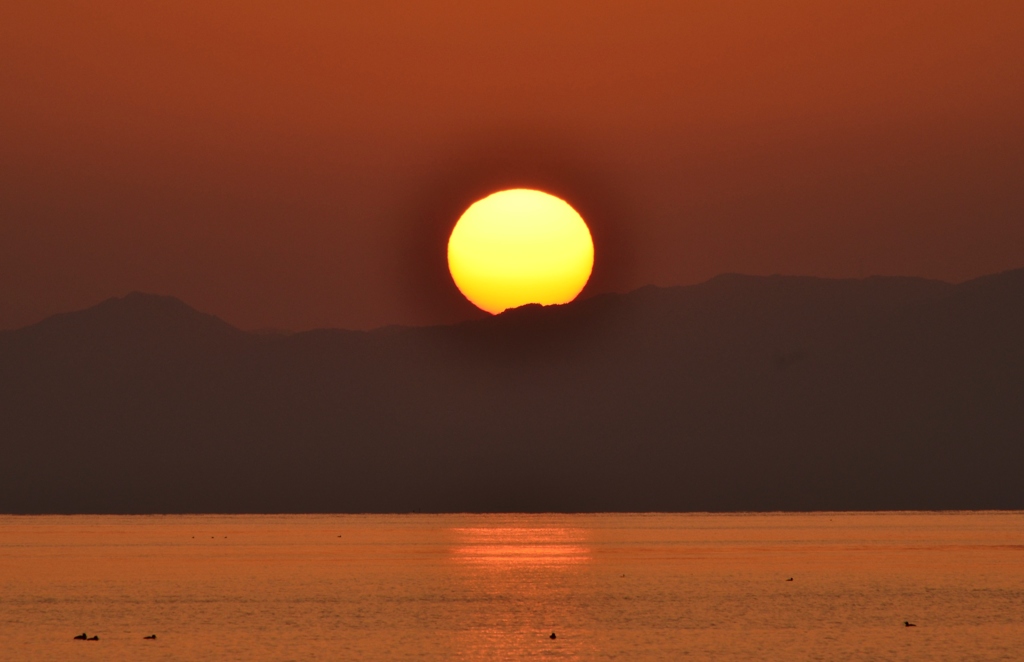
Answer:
447 189 594 314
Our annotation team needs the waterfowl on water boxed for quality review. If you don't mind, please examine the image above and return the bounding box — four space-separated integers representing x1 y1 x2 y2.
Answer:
904 621 916 627
144 634 157 639
550 633 557 640
786 577 794 581
88 635 99 641
74 633 87 640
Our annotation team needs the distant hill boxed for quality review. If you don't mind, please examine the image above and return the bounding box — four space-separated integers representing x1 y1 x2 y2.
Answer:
1 270 1022 513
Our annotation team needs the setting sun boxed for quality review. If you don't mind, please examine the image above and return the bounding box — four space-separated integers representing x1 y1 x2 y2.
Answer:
447 189 594 314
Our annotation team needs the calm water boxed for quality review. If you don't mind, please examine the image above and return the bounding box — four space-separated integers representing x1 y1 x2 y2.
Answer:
1 513 1022 660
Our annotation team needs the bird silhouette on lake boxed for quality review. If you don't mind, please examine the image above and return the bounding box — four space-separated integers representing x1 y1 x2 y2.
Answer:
144 634 157 639
550 633 557 640
73 633 87 640
88 635 99 641
786 577 794 581
904 621 916 627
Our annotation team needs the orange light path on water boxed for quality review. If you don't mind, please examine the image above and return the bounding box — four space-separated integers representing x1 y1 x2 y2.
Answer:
450 526 590 568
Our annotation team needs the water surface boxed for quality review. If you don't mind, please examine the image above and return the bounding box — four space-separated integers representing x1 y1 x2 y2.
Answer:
1 513 1022 660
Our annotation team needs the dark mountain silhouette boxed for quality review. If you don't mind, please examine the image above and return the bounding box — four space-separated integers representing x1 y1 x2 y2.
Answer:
1 270 1022 513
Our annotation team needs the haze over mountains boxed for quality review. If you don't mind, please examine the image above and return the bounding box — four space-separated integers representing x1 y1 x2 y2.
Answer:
1 270 1022 513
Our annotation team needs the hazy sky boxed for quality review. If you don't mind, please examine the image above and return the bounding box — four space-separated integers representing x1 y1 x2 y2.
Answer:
2 0 1022 330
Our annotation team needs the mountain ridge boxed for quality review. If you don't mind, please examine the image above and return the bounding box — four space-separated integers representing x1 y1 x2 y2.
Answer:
5 269 972 338
1 268 1021 513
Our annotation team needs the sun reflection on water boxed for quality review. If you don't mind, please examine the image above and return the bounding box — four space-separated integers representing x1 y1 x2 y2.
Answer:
451 526 590 568
447 523 594 659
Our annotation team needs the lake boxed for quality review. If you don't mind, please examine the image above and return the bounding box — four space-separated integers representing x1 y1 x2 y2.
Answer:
1 513 1022 660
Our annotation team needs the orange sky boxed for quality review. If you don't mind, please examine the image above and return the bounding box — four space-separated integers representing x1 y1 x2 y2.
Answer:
1 0 1022 330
